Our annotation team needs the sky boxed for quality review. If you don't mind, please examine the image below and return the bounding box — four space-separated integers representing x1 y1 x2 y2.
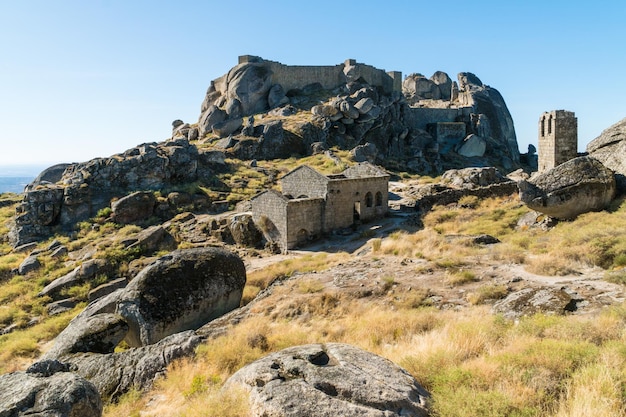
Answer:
1 0 625 171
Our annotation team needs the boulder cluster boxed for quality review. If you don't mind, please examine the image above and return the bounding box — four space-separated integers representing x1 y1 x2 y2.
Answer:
190 56 520 175
9 139 226 247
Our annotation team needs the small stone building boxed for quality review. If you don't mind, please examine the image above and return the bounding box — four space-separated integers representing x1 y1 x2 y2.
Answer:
538 110 578 172
250 162 389 251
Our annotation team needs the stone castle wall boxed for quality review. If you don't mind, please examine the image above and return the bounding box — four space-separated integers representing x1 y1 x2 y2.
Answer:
538 110 578 172
239 56 400 94
403 107 473 131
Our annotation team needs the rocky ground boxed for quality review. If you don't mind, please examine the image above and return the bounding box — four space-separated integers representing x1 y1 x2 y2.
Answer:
244 211 625 320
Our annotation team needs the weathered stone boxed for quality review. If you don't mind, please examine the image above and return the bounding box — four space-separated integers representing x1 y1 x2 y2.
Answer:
88 278 128 303
472 234 500 245
50 245 68 258
213 117 243 138
0 368 102 417
430 71 452 100
18 254 41 275
229 213 263 248
39 259 110 299
587 117 626 192
54 330 201 401
339 100 360 119
493 287 581 320
225 62 273 115
116 247 246 347
47 298 78 316
350 142 379 163
30 163 71 188
354 97 374 114
198 105 227 137
442 166 510 189
225 343 430 417
111 191 156 224
519 156 616 219
46 313 129 357
458 134 486 157
311 104 338 118
13 242 38 253
403 73 440 101
188 127 199 141
268 84 289 109
124 225 176 255
457 72 519 164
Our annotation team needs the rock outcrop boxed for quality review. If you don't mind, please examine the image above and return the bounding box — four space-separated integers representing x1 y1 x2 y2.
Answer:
197 56 519 174
0 361 102 417
111 191 157 224
587 117 626 192
41 248 245 399
518 156 616 219
493 287 582 319
117 247 246 347
406 167 518 211
225 343 430 417
9 139 223 247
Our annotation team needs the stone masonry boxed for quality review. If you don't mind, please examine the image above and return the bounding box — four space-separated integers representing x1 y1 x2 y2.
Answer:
250 163 389 251
538 110 578 172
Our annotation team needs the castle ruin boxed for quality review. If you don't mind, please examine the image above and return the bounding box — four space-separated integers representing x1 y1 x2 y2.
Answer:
538 110 578 172
237 55 402 95
250 162 389 252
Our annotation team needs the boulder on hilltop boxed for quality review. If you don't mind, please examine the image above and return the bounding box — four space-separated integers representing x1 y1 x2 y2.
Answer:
587 117 626 193
197 56 520 173
518 156 616 219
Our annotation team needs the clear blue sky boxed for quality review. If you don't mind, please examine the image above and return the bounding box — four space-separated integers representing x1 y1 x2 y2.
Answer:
1 1 625 168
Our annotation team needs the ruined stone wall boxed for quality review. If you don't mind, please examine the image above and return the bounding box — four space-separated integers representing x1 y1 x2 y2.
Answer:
324 177 388 231
250 191 289 250
238 56 400 95
267 62 345 93
285 198 324 249
403 107 472 131
280 166 328 199
538 110 578 172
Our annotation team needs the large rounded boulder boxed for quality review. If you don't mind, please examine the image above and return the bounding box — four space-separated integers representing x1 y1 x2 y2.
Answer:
0 362 102 417
117 247 246 347
518 156 616 219
587 117 626 192
224 343 430 416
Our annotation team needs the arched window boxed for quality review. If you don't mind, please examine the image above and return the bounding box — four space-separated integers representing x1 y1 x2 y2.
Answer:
375 191 383 207
365 192 373 208
540 118 545 137
548 116 553 135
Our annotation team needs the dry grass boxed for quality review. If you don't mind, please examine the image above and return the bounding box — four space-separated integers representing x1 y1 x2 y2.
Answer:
109 301 626 417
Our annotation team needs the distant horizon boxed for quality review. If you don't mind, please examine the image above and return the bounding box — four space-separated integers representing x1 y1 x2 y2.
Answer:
0 163 55 177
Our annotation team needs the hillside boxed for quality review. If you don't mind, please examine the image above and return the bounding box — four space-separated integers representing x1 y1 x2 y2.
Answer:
2 57 626 416
2 172 626 415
